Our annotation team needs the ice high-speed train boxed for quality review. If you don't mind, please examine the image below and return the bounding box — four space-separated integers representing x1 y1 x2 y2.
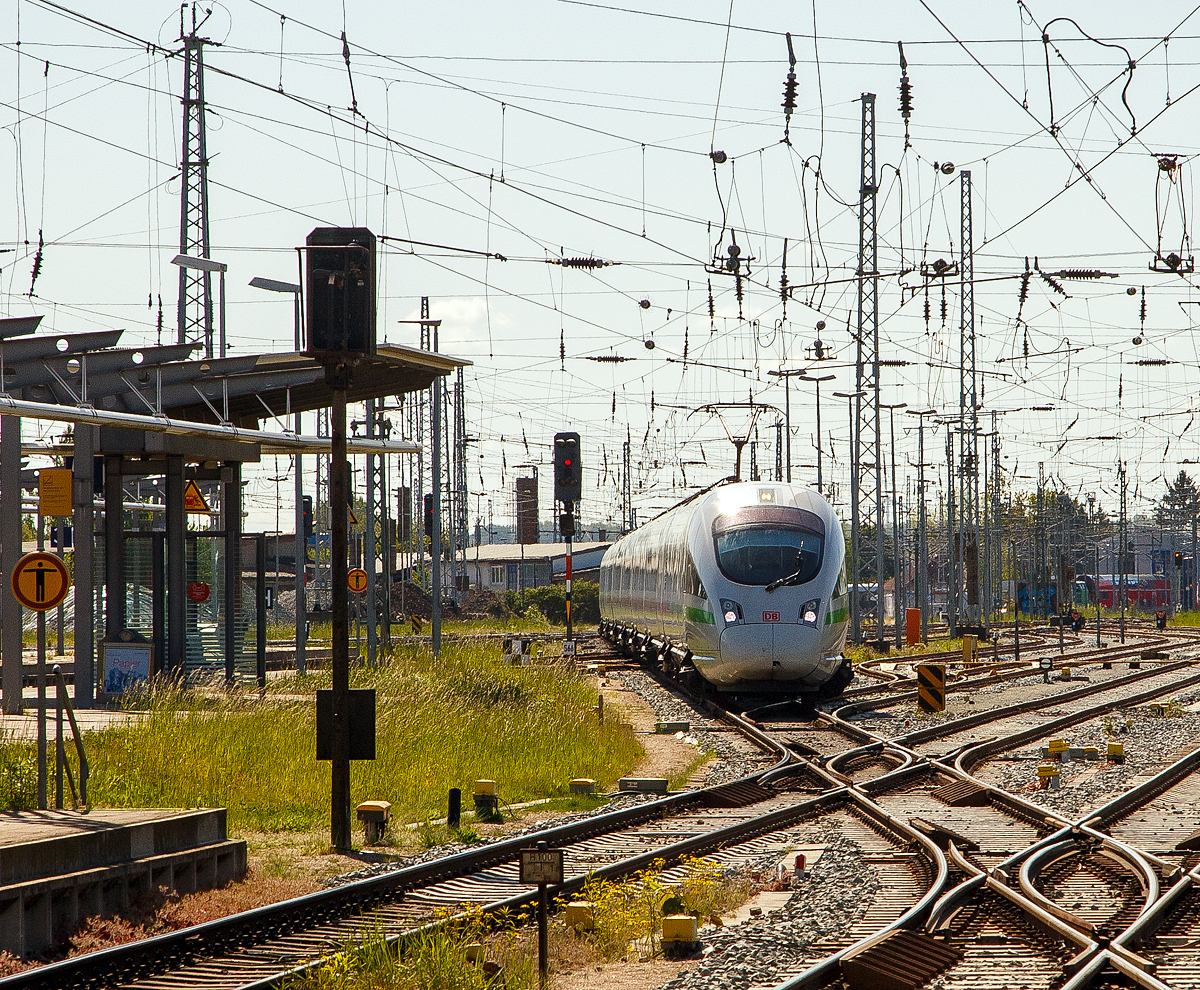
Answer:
599 480 853 698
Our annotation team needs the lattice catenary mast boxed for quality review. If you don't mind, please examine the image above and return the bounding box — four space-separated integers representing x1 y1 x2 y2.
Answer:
958 169 981 628
854 93 882 644
177 5 216 357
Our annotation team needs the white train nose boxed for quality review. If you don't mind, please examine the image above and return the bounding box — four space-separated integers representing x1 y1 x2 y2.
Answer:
718 623 825 682
719 623 773 670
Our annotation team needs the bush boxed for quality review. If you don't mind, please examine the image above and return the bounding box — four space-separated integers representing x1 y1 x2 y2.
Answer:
501 580 600 626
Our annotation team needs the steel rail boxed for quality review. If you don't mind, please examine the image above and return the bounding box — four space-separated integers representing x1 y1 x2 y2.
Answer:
766 662 1200 990
0 776 777 990
248 785 872 990
750 788 951 990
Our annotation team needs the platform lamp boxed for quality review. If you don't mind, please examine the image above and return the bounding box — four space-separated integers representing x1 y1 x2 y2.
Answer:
250 276 306 675
171 253 228 358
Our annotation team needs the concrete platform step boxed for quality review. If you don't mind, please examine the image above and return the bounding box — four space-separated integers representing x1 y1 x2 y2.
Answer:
0 808 232 886
0 808 246 958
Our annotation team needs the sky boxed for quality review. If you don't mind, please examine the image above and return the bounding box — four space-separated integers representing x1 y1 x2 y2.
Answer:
3 1 1200 534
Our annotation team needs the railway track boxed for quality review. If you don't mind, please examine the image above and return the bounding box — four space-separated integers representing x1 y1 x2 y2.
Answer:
6 629 1200 989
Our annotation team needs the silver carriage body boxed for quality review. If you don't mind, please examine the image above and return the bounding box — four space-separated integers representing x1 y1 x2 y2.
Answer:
599 481 850 693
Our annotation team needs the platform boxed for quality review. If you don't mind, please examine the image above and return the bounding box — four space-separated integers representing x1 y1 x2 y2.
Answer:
0 807 246 958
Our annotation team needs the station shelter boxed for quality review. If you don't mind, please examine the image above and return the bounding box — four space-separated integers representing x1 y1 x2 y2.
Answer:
0 314 466 710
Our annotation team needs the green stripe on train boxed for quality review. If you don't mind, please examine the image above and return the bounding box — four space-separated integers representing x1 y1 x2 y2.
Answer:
824 606 849 626
686 606 716 625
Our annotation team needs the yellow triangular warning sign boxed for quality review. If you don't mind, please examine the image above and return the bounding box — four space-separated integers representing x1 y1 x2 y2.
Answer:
348 507 360 526
184 479 211 514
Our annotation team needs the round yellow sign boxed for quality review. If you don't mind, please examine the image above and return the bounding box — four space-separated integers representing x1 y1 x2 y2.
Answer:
11 551 71 611
347 568 368 594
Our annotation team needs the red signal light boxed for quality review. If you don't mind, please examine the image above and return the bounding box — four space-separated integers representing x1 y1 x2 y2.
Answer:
564 458 572 466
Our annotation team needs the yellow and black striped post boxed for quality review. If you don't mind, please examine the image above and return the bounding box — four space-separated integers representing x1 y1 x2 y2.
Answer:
916 663 946 713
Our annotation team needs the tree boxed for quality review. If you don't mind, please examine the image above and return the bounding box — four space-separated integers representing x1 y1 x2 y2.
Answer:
1155 470 1200 527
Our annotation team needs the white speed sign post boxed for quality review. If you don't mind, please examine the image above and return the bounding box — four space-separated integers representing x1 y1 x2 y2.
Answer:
520 840 563 985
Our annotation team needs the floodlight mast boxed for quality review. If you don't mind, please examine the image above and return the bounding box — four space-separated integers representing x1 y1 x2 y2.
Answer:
173 253 227 358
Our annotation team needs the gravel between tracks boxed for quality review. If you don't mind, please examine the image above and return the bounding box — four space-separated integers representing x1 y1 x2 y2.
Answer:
657 822 880 990
843 663 1194 736
614 671 774 786
977 690 1200 818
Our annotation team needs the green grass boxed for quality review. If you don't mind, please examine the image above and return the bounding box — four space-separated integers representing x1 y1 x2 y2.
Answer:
301 615 564 642
1 640 641 834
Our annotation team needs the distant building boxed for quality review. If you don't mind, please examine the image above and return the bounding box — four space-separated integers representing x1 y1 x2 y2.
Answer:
463 541 611 593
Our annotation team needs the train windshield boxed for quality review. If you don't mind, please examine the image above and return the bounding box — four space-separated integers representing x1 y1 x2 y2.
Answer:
712 507 825 586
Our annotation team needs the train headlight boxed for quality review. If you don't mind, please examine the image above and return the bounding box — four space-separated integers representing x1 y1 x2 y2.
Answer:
720 599 743 625
801 598 820 627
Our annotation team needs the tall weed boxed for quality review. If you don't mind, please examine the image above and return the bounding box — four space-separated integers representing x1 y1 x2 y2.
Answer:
78 640 638 833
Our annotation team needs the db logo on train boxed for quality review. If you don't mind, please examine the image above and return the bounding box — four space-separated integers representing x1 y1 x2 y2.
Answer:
762 611 781 623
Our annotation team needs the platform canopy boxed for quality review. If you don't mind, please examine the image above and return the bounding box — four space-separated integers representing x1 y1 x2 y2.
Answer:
0 316 467 433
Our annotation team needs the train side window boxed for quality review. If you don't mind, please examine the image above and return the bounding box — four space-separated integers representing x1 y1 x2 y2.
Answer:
684 552 705 598
834 561 848 598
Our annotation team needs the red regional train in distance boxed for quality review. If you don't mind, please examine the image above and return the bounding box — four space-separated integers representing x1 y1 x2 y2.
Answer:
1080 574 1171 610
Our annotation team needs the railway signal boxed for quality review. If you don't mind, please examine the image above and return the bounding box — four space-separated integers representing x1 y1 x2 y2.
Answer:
302 495 313 542
553 432 581 504
554 432 581 645
303 225 379 853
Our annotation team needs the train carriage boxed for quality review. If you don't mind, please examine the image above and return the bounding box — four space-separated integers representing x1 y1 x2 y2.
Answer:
599 480 853 698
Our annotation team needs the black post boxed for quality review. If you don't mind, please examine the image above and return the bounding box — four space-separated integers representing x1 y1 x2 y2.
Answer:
565 501 574 642
537 839 550 987
104 455 125 636
71 424 95 707
37 609 47 810
432 371 442 656
257 533 267 688
56 519 66 657
448 787 461 828
329 369 352 852
151 533 165 674
55 675 64 809
223 462 242 685
166 456 185 674
1012 540 1020 665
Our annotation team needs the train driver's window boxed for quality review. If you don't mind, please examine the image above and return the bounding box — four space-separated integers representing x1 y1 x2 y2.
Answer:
713 525 824 586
